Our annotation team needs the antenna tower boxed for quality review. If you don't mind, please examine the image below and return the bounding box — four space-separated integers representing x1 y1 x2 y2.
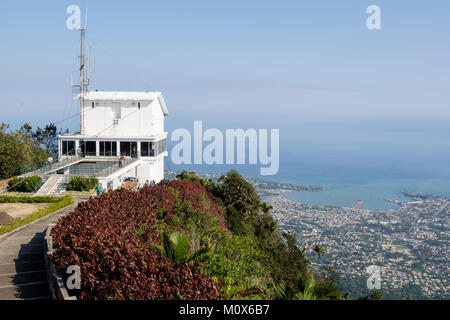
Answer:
73 9 90 134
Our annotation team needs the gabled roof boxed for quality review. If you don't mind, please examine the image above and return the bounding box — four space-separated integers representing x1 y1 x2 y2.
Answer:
75 91 169 116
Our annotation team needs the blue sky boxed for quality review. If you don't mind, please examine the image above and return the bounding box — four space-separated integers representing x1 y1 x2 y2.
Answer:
1 1 450 178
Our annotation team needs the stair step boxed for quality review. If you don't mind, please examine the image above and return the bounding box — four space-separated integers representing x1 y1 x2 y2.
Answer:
0 270 47 286
0 281 50 300
0 261 45 274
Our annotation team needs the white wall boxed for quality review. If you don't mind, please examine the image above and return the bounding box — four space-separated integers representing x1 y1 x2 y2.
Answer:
138 156 165 184
83 99 164 136
102 155 165 191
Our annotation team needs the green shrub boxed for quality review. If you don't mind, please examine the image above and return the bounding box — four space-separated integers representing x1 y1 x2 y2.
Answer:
202 235 268 290
67 175 98 192
172 200 228 251
176 170 320 299
0 195 62 203
157 207 168 219
7 176 42 192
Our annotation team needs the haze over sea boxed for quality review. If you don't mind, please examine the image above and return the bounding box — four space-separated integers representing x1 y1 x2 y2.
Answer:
168 118 450 211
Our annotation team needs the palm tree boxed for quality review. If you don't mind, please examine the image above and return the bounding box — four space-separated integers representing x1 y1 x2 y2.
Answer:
293 275 317 300
274 282 290 300
313 245 325 258
149 231 208 263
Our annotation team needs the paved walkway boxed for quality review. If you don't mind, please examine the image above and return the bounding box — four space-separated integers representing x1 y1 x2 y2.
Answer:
0 195 90 300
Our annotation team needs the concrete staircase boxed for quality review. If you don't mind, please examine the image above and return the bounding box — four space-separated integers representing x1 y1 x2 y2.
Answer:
35 176 67 196
0 195 89 300
0 202 77 299
47 176 69 196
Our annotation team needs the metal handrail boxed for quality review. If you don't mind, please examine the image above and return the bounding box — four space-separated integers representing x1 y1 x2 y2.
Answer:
20 157 83 177
21 154 142 179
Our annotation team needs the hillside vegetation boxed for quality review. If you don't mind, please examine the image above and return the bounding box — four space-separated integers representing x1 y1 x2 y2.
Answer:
0 123 55 179
51 170 343 300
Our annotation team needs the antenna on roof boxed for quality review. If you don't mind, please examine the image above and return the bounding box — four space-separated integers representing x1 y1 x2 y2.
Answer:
73 8 90 135
84 8 88 29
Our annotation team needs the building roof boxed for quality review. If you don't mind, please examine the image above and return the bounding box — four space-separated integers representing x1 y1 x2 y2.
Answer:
58 132 168 140
76 91 169 115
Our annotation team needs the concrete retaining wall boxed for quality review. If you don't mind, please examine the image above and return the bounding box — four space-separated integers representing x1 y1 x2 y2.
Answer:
44 224 77 300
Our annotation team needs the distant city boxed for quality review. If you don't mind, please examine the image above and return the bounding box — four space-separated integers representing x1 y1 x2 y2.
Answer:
167 170 450 300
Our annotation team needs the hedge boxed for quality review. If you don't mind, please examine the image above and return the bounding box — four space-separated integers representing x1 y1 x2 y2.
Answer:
67 176 98 192
0 195 74 235
0 195 63 203
8 176 42 192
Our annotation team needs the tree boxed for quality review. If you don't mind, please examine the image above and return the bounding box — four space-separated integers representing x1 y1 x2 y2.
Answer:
19 123 33 138
261 202 272 214
217 170 261 215
32 123 58 155
313 245 325 258
215 170 262 236
277 272 343 300
0 123 49 179
359 289 384 300
293 274 317 300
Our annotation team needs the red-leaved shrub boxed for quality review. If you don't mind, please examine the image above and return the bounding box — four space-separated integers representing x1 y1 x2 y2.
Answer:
50 180 225 300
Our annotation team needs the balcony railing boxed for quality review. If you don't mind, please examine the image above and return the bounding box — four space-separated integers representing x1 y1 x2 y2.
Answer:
69 150 162 159
66 157 139 177
20 156 83 177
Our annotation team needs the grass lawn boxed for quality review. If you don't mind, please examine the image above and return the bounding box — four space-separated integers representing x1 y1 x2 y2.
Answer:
0 195 74 235
65 189 95 195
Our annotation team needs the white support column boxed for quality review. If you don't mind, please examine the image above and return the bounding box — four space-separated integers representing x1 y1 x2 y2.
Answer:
137 141 141 158
116 141 120 157
75 140 80 158
96 140 100 157
58 139 62 158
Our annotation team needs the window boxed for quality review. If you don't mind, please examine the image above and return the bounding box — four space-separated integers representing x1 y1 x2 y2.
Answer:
91 102 94 108
112 102 121 120
99 141 117 156
62 141 75 155
120 142 137 157
154 138 167 156
140 141 152 157
81 141 96 156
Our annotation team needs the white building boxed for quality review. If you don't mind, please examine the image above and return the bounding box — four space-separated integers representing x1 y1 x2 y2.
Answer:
57 91 168 191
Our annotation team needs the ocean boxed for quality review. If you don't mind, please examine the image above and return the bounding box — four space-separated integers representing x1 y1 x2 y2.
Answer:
281 178 450 210
168 155 450 210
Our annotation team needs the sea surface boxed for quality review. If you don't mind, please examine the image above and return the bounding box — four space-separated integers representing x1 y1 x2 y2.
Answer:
169 162 450 210
281 178 450 210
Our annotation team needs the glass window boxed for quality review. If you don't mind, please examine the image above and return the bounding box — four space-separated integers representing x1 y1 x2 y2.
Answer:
141 142 149 157
131 142 137 158
145 139 166 157
81 141 96 156
105 141 111 156
112 141 117 156
99 141 116 156
120 142 131 157
62 141 75 155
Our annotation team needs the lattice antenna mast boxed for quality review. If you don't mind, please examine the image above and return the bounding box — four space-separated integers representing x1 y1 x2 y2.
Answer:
78 9 90 134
